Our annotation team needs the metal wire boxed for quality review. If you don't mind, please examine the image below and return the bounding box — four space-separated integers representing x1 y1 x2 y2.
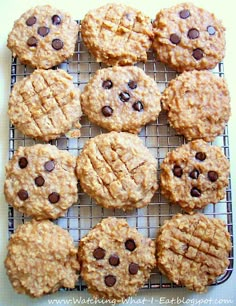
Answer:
8 24 233 290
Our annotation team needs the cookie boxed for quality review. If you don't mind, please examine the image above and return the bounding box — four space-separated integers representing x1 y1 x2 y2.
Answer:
5 219 79 297
152 3 226 72
7 5 78 69
156 213 232 292
78 217 156 302
4 144 78 220
161 70 231 142
81 3 153 66
8 69 82 141
81 66 161 133
76 132 158 211
160 140 230 212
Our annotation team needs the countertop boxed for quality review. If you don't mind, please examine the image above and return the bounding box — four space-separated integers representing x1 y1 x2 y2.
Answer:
0 1 235 305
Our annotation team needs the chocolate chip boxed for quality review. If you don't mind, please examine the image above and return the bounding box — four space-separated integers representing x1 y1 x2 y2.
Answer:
93 247 105 259
102 80 113 89
109 254 120 266
119 92 130 102
132 101 143 112
125 239 136 251
27 36 38 47
26 16 37 26
35 176 45 187
189 169 199 179
104 275 116 287
52 39 63 50
17 189 28 201
52 15 61 25
179 9 190 19
191 187 201 197
18 157 28 169
195 152 206 161
188 28 199 39
170 33 181 44
173 165 183 178
207 26 216 35
48 192 60 203
192 48 204 60
102 106 113 117
38 26 50 37
208 171 218 182
128 80 137 89
44 160 55 172
129 262 139 275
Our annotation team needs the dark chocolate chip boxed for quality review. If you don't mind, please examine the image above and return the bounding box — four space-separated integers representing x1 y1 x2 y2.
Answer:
170 33 181 44
44 160 55 172
52 15 61 25
17 189 28 201
52 39 63 50
132 101 143 112
18 157 28 169
128 80 137 90
109 254 120 266
191 187 201 197
48 192 60 203
38 26 50 37
26 16 37 26
129 262 139 275
27 36 38 47
119 92 130 102
195 152 206 161
188 28 199 39
189 169 199 179
35 176 45 187
207 26 216 35
208 171 218 182
179 9 190 19
173 165 183 178
102 80 113 89
104 275 116 287
125 239 136 251
93 247 106 260
102 106 113 117
192 48 204 60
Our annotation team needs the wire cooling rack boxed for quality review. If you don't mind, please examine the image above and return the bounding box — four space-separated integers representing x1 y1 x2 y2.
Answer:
7 25 233 290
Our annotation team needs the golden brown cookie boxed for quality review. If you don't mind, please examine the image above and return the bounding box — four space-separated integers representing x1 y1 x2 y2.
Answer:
156 213 232 292
76 132 158 211
81 3 153 66
79 217 156 302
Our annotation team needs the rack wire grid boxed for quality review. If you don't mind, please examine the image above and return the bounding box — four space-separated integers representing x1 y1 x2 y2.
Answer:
8 25 233 291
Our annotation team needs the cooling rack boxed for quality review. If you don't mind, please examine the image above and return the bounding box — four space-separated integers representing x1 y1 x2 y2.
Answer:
7 26 233 290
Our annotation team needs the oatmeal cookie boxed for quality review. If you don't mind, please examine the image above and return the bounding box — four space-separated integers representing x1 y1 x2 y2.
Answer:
161 70 231 142
160 140 230 212
81 3 153 66
7 5 78 69
5 219 79 297
156 213 232 292
152 3 225 72
76 132 158 211
8 69 82 141
4 144 78 220
81 66 161 133
79 217 156 302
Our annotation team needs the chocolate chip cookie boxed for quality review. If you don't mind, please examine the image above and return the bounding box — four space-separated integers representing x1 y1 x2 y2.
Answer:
7 5 78 69
160 140 230 212
81 66 161 133
79 217 156 302
4 144 78 220
5 219 79 297
76 132 158 211
81 3 153 66
161 70 231 142
156 213 232 292
153 3 226 72
8 69 82 141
